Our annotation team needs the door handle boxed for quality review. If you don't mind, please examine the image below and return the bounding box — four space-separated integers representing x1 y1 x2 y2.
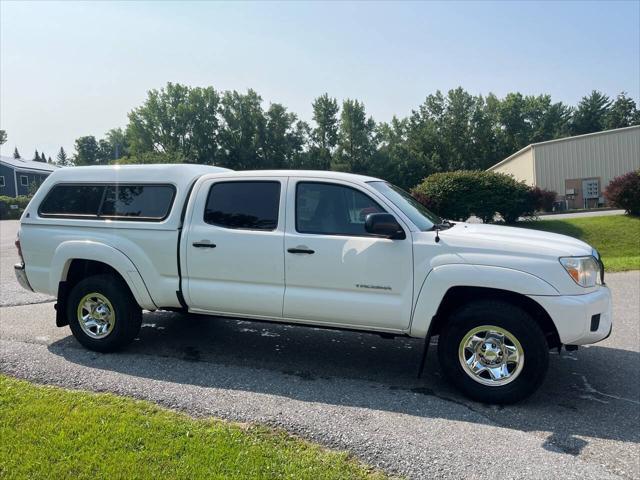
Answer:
193 241 217 248
287 247 315 254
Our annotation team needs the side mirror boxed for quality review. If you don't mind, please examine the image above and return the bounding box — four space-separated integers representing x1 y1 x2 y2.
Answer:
365 213 406 239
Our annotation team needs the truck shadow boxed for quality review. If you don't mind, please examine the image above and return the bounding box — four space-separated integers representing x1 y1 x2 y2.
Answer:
47 309 639 455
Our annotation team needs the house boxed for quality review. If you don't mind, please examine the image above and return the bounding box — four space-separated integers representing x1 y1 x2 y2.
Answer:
488 125 640 210
0 155 59 198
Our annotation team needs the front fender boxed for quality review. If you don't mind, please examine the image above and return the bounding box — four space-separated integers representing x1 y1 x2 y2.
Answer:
410 264 559 337
50 241 157 310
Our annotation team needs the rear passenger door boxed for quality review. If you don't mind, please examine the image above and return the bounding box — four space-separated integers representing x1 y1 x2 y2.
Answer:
184 177 286 318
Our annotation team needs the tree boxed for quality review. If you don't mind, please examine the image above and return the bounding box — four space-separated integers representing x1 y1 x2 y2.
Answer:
606 92 638 130
217 89 266 169
309 94 339 169
571 90 612 135
40 152 48 163
33 149 42 162
262 103 306 169
13 147 20 159
56 147 69 166
73 136 100 165
104 128 129 161
335 99 376 173
127 82 220 164
0 130 6 145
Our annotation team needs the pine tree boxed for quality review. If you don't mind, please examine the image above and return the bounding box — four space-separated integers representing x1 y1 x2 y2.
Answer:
48 156 53 163
13 147 21 159
33 150 40 162
56 147 69 166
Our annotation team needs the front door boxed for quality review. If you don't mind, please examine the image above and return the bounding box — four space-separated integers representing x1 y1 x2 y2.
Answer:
283 178 414 331
185 177 286 318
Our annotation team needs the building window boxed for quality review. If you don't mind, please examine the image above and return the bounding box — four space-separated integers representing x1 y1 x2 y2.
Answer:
20 175 29 187
0 176 5 187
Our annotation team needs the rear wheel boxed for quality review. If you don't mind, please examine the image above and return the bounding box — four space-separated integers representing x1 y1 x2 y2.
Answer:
67 274 142 352
437 300 549 404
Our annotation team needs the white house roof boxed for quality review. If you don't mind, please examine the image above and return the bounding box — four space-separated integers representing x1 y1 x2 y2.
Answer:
0 155 59 173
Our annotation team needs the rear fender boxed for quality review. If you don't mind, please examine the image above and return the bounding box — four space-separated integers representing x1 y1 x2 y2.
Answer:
50 241 157 310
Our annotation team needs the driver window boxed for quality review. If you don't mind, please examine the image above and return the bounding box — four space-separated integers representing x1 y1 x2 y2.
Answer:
296 182 385 236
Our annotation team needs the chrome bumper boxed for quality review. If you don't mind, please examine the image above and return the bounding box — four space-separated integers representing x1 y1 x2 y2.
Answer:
14 263 33 292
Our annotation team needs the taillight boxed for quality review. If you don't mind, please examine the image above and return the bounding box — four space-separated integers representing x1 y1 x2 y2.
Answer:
15 233 24 264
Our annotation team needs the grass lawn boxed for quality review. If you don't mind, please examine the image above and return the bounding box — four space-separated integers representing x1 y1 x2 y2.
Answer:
517 214 640 272
0 375 385 479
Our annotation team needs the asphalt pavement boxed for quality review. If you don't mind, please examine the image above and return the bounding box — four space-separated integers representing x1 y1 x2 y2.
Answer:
1 219 639 479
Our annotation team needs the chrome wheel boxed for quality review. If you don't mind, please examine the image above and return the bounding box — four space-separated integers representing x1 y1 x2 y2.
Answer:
76 292 116 339
458 325 524 386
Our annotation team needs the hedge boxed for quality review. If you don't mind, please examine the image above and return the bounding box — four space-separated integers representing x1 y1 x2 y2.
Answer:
605 170 640 216
411 171 554 224
0 196 31 220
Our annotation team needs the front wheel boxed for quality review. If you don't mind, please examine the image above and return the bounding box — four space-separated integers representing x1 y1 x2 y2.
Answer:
67 274 142 352
437 300 549 404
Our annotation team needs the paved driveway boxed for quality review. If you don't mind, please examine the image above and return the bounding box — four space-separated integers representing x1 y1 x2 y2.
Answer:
1 219 638 479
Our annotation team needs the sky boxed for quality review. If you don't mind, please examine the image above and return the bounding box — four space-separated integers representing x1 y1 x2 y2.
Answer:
1 0 639 160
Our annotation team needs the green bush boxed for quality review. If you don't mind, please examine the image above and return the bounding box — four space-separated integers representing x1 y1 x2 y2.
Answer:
0 195 31 220
605 170 640 216
411 170 534 223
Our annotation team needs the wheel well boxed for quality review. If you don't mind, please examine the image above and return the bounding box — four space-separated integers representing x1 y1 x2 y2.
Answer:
55 259 136 328
64 259 125 290
429 286 561 349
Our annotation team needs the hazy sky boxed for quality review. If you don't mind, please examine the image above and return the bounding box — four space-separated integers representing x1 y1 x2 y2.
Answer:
1 0 639 160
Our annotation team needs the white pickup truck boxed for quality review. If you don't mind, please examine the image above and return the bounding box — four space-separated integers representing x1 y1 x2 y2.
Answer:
14 164 612 403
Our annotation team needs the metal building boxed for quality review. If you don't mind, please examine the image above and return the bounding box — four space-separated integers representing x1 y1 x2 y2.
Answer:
488 125 640 209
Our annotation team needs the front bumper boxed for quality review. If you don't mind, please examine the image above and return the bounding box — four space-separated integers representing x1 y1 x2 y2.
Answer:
14 263 33 292
529 286 612 345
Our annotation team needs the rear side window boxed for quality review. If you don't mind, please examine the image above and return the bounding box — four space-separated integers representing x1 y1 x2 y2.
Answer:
39 185 105 216
38 183 175 221
204 181 280 230
101 185 175 220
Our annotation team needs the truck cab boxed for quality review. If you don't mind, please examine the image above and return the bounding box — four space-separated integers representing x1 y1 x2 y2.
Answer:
15 165 613 404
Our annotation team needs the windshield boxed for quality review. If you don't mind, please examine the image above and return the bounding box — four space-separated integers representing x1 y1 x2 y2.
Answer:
368 181 441 231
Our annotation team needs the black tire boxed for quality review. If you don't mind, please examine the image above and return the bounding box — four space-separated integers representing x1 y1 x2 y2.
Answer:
67 274 142 352
437 300 549 404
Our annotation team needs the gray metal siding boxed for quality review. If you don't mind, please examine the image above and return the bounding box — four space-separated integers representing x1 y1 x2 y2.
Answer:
534 127 640 194
0 164 16 197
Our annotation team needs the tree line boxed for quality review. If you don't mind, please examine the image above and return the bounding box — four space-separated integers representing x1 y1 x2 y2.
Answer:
3 85 639 190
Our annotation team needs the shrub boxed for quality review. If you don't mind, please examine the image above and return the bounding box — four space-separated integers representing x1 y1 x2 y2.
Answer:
411 170 534 224
0 195 31 220
605 170 640 216
529 187 557 213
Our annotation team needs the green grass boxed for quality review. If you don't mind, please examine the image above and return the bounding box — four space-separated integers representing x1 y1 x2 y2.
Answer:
517 214 640 272
0 375 385 480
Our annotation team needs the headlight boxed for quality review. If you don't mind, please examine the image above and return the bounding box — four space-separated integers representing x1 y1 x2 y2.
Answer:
559 256 600 287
